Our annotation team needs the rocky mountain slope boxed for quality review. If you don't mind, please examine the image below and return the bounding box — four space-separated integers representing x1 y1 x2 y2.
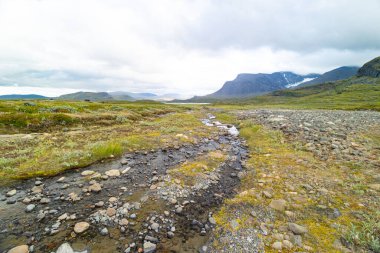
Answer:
205 72 320 98
357 56 380 77
299 66 359 87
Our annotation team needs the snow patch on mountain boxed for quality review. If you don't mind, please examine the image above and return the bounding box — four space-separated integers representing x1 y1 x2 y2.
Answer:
286 77 317 88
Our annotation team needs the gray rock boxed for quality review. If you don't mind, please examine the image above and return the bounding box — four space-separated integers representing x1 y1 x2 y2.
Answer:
100 227 108 236
143 241 156 253
40 198 50 204
151 222 159 232
288 223 308 235
6 189 17 197
35 181 43 186
25 204 36 212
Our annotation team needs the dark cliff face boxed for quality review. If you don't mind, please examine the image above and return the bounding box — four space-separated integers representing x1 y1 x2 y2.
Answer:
357 56 380 78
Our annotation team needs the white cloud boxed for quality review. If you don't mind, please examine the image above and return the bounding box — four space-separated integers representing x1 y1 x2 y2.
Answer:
0 0 379 96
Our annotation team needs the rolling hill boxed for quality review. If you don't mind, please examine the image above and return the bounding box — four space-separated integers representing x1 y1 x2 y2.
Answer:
57 92 114 101
0 94 48 100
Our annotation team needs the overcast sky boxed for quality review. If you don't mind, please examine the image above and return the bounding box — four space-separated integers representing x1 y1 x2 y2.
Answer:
1 0 380 97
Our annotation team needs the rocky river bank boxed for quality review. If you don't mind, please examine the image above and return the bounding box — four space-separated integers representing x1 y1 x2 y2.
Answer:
0 116 247 253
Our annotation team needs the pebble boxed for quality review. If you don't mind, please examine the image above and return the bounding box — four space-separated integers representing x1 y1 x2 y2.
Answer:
6 189 17 197
56 243 74 253
58 213 68 221
25 204 36 213
167 231 174 239
109 197 118 203
7 245 29 253
95 201 104 207
22 197 31 204
81 170 95 176
288 223 308 235
100 227 109 236
272 241 282 250
74 222 90 234
106 208 116 217
283 240 293 249
143 241 156 253
269 199 287 211
88 183 102 192
208 217 216 225
105 169 121 177
40 198 50 204
151 222 159 232
120 218 129 226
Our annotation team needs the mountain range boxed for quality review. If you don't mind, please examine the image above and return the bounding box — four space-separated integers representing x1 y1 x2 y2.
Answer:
0 91 184 101
186 66 359 101
1 57 378 102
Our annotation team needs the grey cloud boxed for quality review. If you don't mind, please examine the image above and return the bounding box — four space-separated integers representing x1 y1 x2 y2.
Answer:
178 0 380 52
0 0 379 96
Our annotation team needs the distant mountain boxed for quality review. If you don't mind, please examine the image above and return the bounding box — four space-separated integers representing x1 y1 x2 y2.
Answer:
58 92 113 101
298 66 359 87
186 72 320 101
0 94 48 100
357 56 380 78
109 91 157 100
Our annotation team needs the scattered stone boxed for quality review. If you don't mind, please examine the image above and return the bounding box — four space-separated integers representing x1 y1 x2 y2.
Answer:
272 241 282 250
269 199 287 211
167 231 174 239
119 218 129 226
68 192 80 202
6 189 17 197
143 241 156 253
74 222 90 234
22 197 31 204
100 227 109 236
31 185 43 194
105 169 120 177
7 245 29 253
40 198 50 204
25 204 36 213
283 240 293 249
56 243 74 253
288 223 308 235
175 207 183 214
151 222 159 232
57 177 65 182
34 180 43 186
58 213 68 221
106 208 116 217
109 197 118 203
262 191 273 198
208 217 216 225
122 167 131 174
88 183 102 193
95 201 104 207
81 170 95 176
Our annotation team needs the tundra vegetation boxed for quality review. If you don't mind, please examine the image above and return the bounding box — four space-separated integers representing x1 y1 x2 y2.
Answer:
0 98 379 253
